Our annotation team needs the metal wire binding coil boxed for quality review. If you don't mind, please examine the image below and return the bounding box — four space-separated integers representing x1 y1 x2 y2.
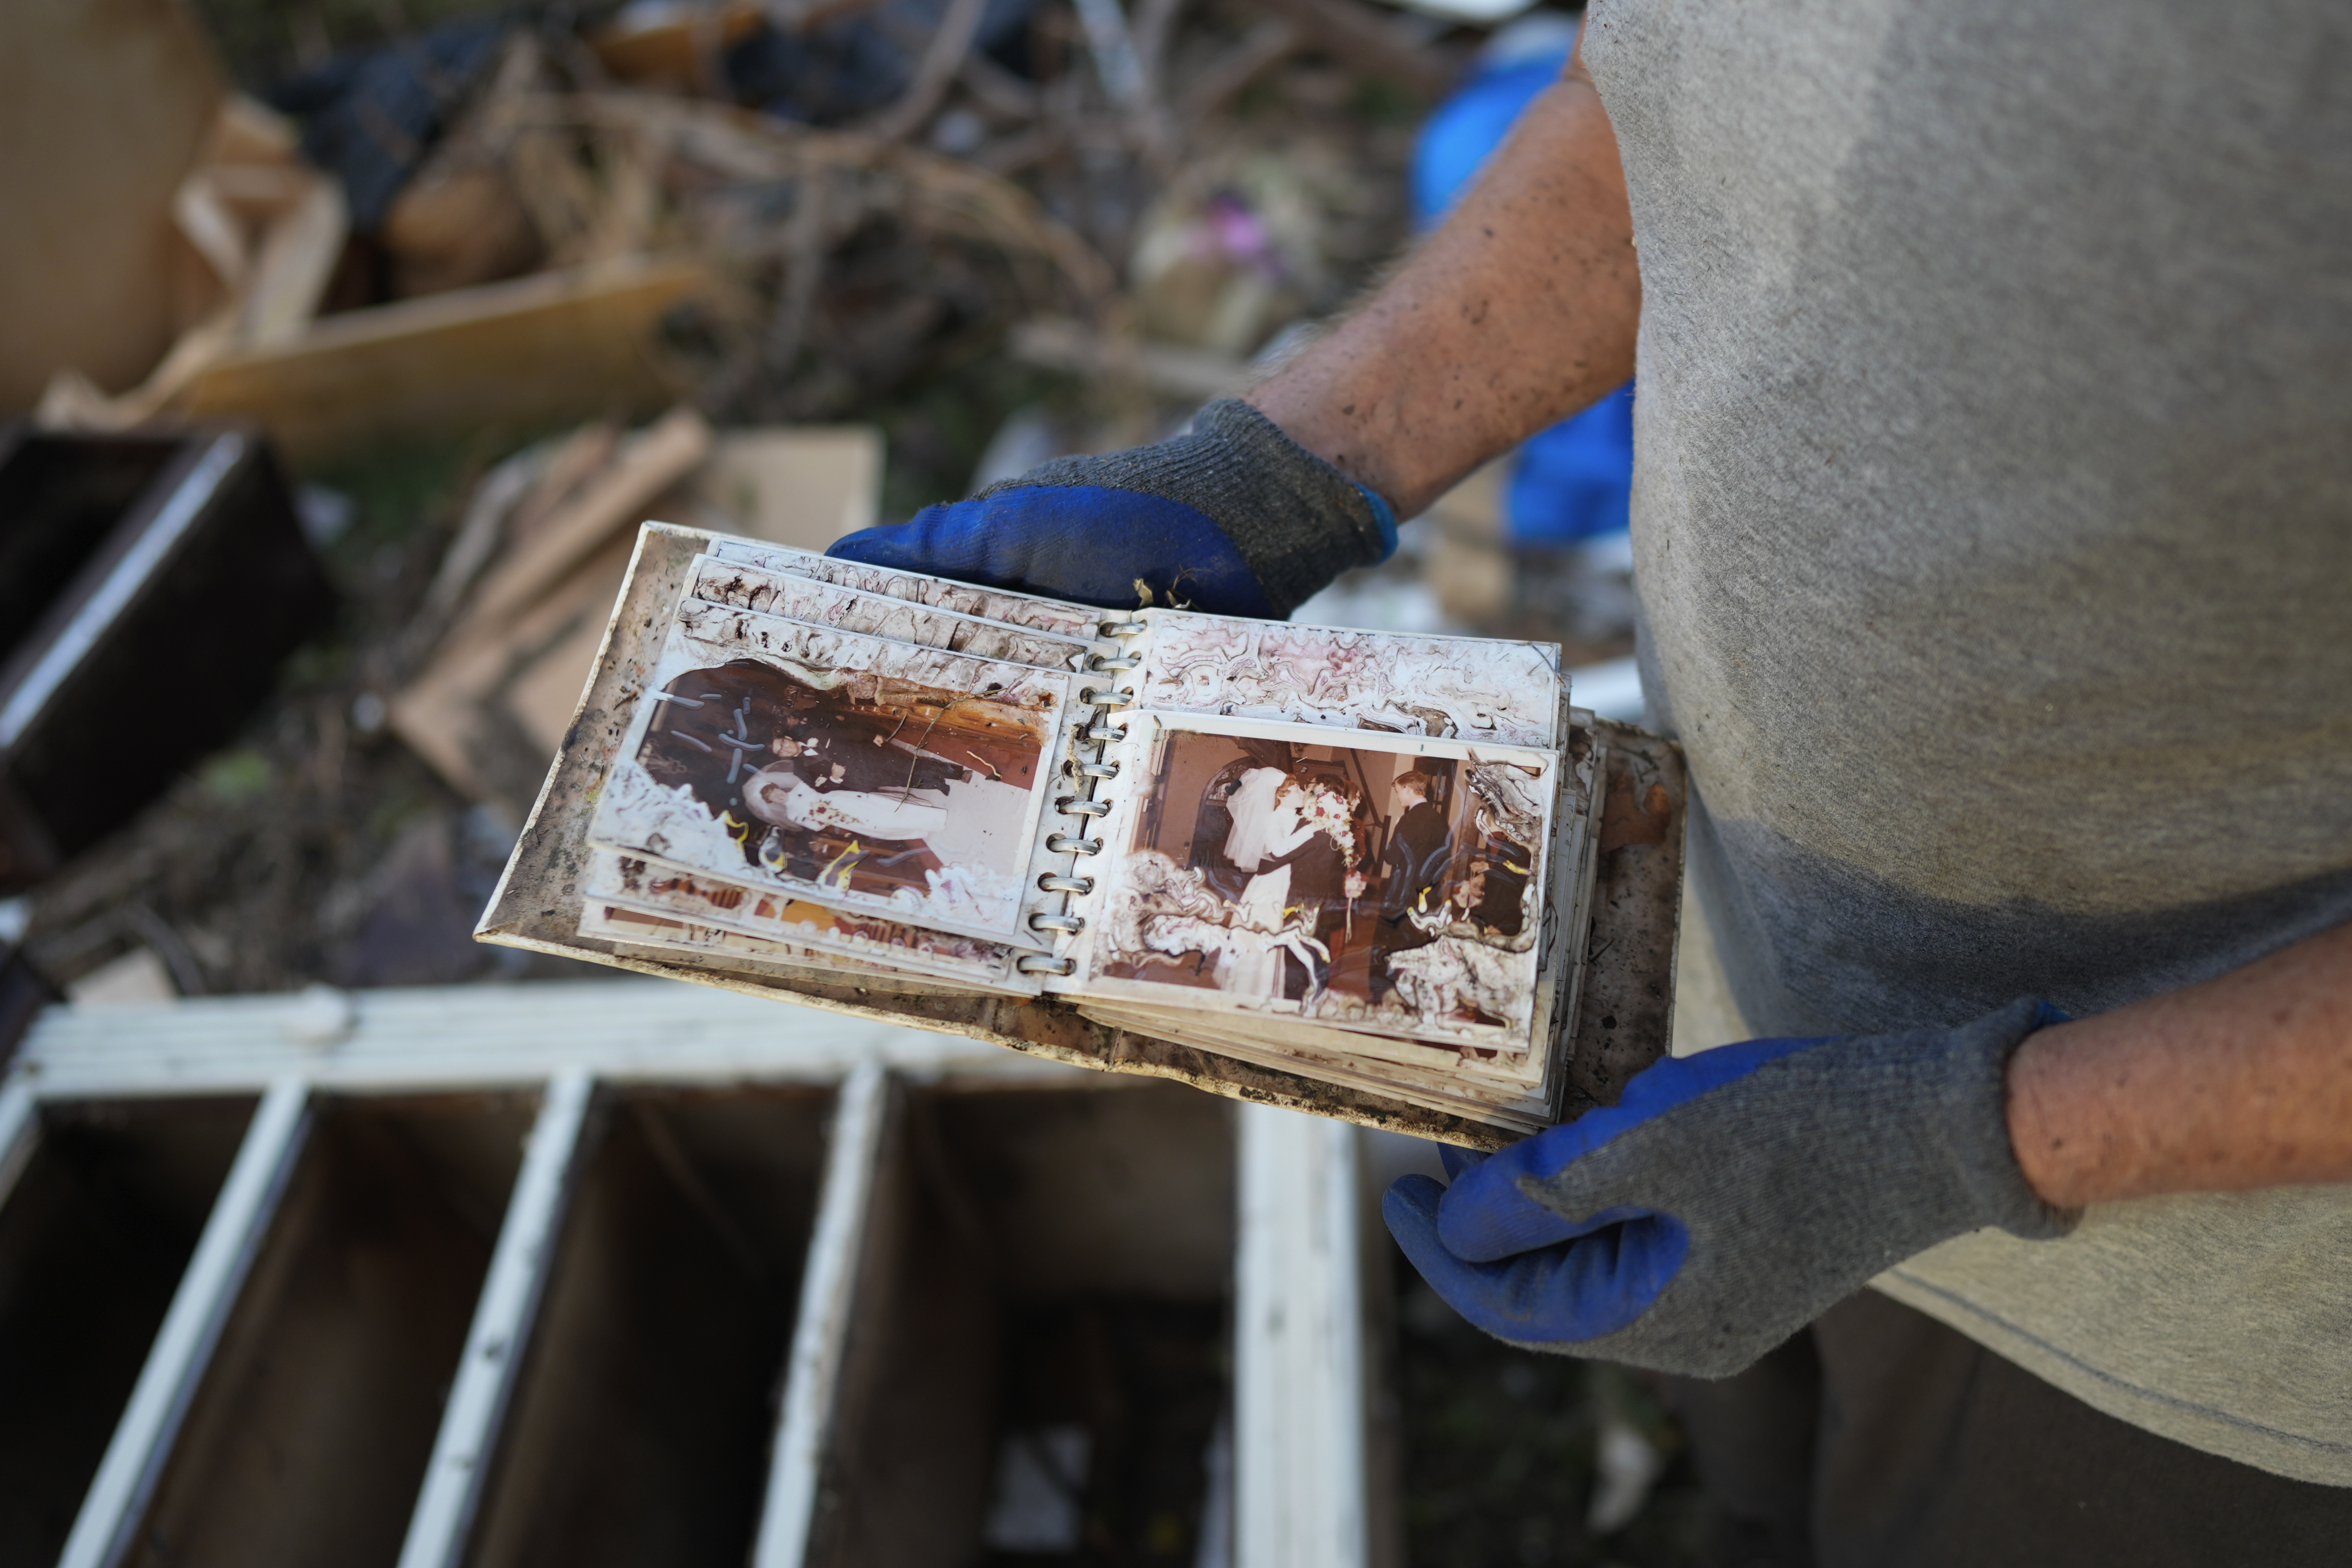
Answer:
1018 954 1078 974
1022 659 1134 960
1099 620 1149 638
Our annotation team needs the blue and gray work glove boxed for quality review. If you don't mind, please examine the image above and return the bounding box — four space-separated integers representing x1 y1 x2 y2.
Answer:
827 399 1398 618
1384 997 2079 1377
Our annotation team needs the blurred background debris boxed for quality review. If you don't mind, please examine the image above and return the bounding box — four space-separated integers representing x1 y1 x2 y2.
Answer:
0 425 332 895
2 0 1662 1555
388 403 883 813
1392 1264 1706 1567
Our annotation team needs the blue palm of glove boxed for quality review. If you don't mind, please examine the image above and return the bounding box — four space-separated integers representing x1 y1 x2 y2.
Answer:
1384 1035 1823 1345
831 482 1281 619
826 399 1398 621
1381 999 2073 1376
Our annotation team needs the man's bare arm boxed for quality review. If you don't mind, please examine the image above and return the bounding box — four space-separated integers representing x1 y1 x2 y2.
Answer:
2010 924 2352 1207
1247 47 1640 518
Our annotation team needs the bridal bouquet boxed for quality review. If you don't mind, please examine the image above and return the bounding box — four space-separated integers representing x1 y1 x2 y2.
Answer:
1299 781 1360 867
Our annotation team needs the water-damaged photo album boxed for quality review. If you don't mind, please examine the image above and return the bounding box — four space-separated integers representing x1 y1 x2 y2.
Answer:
485 524 1685 1141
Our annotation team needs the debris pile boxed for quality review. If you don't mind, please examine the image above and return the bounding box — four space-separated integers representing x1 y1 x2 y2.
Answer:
40 0 1458 464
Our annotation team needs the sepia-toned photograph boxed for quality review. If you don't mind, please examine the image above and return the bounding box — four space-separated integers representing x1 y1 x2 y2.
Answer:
590 610 1071 938
1087 718 1556 1047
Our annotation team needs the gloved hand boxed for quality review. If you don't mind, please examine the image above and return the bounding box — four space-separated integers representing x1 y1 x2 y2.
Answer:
1384 997 2079 1377
826 399 1398 619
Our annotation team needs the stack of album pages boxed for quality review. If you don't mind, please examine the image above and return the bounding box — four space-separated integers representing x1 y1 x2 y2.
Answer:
483 523 1687 1141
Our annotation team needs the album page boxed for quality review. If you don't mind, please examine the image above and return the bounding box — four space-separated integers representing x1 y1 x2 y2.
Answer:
1063 714 1603 1131
581 846 1035 990
1128 610 1565 747
576 545 1101 982
1073 1002 1559 1132
1052 711 1563 1056
585 595 1083 947
681 553 1091 672
1080 724 1595 1059
704 537 1105 639
574 528 1595 1089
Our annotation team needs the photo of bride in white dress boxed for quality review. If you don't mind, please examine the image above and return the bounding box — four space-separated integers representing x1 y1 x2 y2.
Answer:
743 766 946 841
1216 767 1321 998
596 612 1069 940
739 762 1033 876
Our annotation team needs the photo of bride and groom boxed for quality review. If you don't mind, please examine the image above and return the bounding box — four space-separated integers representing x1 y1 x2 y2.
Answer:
1106 728 1549 1030
634 656 1043 904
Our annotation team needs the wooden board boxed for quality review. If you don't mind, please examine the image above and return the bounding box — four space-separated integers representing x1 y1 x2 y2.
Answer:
180 257 712 466
686 427 884 549
478 523 1686 1147
0 0 223 411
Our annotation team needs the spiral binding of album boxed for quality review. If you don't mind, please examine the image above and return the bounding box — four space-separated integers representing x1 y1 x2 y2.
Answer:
1016 616 1150 976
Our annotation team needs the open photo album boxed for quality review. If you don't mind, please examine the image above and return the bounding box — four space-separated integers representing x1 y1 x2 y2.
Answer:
482 523 1688 1145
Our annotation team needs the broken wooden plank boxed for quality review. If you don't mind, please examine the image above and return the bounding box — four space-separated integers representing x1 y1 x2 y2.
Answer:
397 1071 597 1568
460 406 711 638
750 1060 892 1568
56 1079 312 1568
179 256 713 466
688 426 885 551
390 407 710 805
391 533 640 806
0 0 223 412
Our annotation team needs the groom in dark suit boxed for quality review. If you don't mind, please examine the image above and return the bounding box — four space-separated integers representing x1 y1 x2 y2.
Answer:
1371 768 1453 1004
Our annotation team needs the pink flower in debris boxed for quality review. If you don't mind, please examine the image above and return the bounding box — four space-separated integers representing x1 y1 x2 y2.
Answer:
1205 191 1283 280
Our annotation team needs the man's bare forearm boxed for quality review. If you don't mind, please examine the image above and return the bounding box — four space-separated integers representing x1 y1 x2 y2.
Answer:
2009 924 2352 1207
1247 49 1640 518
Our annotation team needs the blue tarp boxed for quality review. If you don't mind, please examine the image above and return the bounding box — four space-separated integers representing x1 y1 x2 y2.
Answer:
1413 45 1634 545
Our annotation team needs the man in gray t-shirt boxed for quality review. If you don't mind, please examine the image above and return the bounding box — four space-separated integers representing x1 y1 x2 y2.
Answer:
832 0 2352 1554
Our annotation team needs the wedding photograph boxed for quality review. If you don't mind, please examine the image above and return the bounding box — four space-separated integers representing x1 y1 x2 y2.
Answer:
1087 719 1557 1045
589 616 1071 939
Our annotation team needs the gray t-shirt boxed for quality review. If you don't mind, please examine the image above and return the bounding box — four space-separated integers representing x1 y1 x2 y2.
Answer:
1584 0 2352 1482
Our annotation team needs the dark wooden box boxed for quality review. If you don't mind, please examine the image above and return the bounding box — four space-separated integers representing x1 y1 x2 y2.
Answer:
0 424 333 892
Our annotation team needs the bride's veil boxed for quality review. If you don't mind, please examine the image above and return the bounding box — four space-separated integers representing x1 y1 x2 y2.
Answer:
1219 766 1290 872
